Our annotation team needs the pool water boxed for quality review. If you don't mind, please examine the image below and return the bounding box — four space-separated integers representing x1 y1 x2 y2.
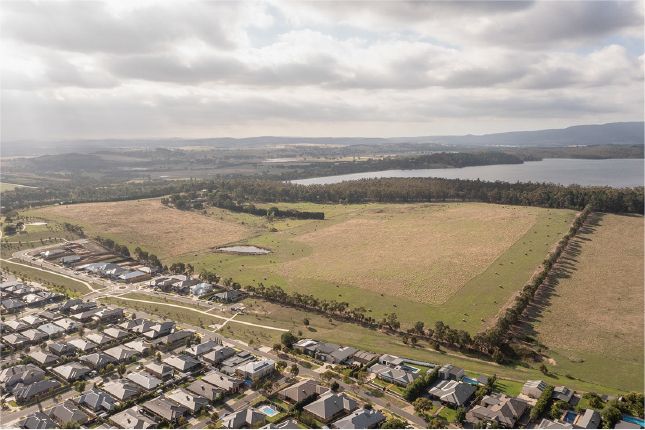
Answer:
563 411 578 423
622 415 645 427
259 405 280 417
462 376 480 385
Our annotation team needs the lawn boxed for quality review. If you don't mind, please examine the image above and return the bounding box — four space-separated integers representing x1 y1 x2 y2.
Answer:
532 213 644 393
25 199 254 260
191 202 576 331
0 259 91 296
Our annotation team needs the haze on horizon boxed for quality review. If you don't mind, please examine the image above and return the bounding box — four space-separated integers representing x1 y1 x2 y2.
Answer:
1 0 644 142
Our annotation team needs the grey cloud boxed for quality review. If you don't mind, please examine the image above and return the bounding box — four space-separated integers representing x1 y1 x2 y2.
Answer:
1 1 237 54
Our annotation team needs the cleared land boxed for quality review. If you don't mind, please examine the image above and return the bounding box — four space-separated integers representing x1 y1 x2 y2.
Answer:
532 213 644 392
26 199 252 260
27 199 576 331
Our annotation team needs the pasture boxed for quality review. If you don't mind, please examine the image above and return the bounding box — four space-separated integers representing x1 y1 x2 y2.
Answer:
26 199 253 260
532 213 644 392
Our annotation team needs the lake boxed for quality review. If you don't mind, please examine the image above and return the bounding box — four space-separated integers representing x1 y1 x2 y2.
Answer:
291 158 644 187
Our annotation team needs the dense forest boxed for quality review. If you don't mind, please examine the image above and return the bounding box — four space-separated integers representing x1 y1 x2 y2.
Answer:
271 152 525 179
3 176 643 215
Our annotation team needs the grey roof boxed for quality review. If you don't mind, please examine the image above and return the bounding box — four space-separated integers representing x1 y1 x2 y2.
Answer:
68 338 98 352
552 386 574 402
28 349 58 366
165 388 209 413
37 322 65 337
19 329 47 343
20 315 47 327
537 418 574 429
12 379 61 403
574 409 601 429
186 380 224 401
80 352 117 369
105 345 138 361
50 400 90 426
80 388 116 412
127 371 163 390
6 319 30 331
3 332 29 346
202 345 236 364
110 406 159 429
186 339 220 356
466 394 528 428
52 318 80 331
614 420 642 429
222 408 266 429
48 342 75 356
163 354 201 372
332 408 386 429
143 396 189 422
124 339 152 354
144 362 174 378
102 379 142 401
303 392 359 421
0 364 45 389
85 332 113 346
369 363 419 386
53 362 91 381
202 370 244 391
428 380 476 406
103 326 129 339
17 411 58 429
280 379 328 403
2 298 27 310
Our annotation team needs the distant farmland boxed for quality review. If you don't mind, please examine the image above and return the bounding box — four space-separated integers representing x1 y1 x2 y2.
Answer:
27 199 576 332
533 213 644 392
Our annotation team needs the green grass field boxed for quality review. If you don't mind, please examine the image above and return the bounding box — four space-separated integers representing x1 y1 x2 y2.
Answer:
532 213 644 392
0 259 90 296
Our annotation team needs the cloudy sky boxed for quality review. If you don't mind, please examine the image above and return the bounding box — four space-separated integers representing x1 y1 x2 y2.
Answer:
1 0 643 141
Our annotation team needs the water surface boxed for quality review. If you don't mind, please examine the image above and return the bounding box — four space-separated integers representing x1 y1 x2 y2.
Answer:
292 158 644 187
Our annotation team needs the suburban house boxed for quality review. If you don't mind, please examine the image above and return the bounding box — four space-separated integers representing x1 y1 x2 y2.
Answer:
236 359 275 381
154 329 194 350
538 418 574 429
19 329 48 344
68 339 98 353
573 409 601 429
144 362 174 380
17 412 57 429
202 370 244 393
202 345 236 365
163 354 201 373
127 371 163 391
222 408 266 429
166 388 209 413
279 379 329 403
143 396 190 424
331 408 386 429
50 400 90 427
38 323 65 338
52 362 91 381
125 339 152 355
143 322 175 339
48 342 75 356
12 379 61 404
109 406 159 429
378 354 405 367
438 364 465 381
28 349 58 366
522 380 548 399
314 343 358 363
293 339 319 356
369 363 419 387
186 339 220 356
466 394 529 428
105 345 139 362
428 380 476 407
186 380 224 402
103 326 130 340
80 388 117 413
352 351 379 365
552 386 575 403
86 332 113 347
102 379 143 401
303 392 358 423
213 290 243 303
80 352 117 370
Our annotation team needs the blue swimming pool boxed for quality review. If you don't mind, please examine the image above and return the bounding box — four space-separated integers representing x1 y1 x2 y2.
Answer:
563 411 578 423
622 415 645 428
462 376 480 386
259 405 280 417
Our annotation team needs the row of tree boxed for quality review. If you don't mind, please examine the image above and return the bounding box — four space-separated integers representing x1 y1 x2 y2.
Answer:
3 176 643 215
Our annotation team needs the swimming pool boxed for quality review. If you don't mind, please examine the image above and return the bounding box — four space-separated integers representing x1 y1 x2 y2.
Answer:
258 405 280 417
622 415 645 427
462 376 480 386
562 411 578 423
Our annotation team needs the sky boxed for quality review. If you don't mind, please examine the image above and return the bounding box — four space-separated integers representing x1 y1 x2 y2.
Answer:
1 0 643 141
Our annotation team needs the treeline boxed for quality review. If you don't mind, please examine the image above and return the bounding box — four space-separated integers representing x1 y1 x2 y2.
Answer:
95 237 162 268
275 151 524 180
95 236 131 258
477 205 593 357
4 176 643 215
162 192 325 220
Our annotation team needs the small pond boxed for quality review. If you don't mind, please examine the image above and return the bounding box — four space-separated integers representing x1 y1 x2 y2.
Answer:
216 245 271 255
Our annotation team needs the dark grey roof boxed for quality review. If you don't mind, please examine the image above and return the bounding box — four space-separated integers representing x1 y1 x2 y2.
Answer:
50 400 89 426
12 379 61 403
18 411 58 429
332 408 386 429
80 388 116 412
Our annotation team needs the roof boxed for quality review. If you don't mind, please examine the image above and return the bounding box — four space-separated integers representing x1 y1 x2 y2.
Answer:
80 388 116 412
237 359 275 375
202 370 243 391
0 364 46 389
163 354 201 371
222 408 266 428
202 345 236 364
332 408 386 429
28 349 58 365
186 380 224 401
68 338 98 352
615 420 642 429
12 379 61 402
80 352 117 369
50 400 89 426
19 329 47 342
186 339 220 356
144 362 173 378
538 418 574 429
105 345 138 361
110 406 159 429
428 380 476 406
467 394 528 428
48 342 75 355
552 386 574 402
86 332 112 345
17 411 57 429
53 362 91 380
165 388 209 412
303 392 358 421
102 379 142 401
124 339 151 353
280 379 328 403
369 363 419 386
127 371 163 390
37 323 65 336
574 409 601 429
103 326 129 339
143 396 189 422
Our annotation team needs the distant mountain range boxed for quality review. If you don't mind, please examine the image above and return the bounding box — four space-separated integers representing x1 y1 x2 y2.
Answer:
3 121 643 156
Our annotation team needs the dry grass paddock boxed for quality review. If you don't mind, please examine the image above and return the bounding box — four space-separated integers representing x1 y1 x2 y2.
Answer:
278 203 539 304
27 199 252 259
